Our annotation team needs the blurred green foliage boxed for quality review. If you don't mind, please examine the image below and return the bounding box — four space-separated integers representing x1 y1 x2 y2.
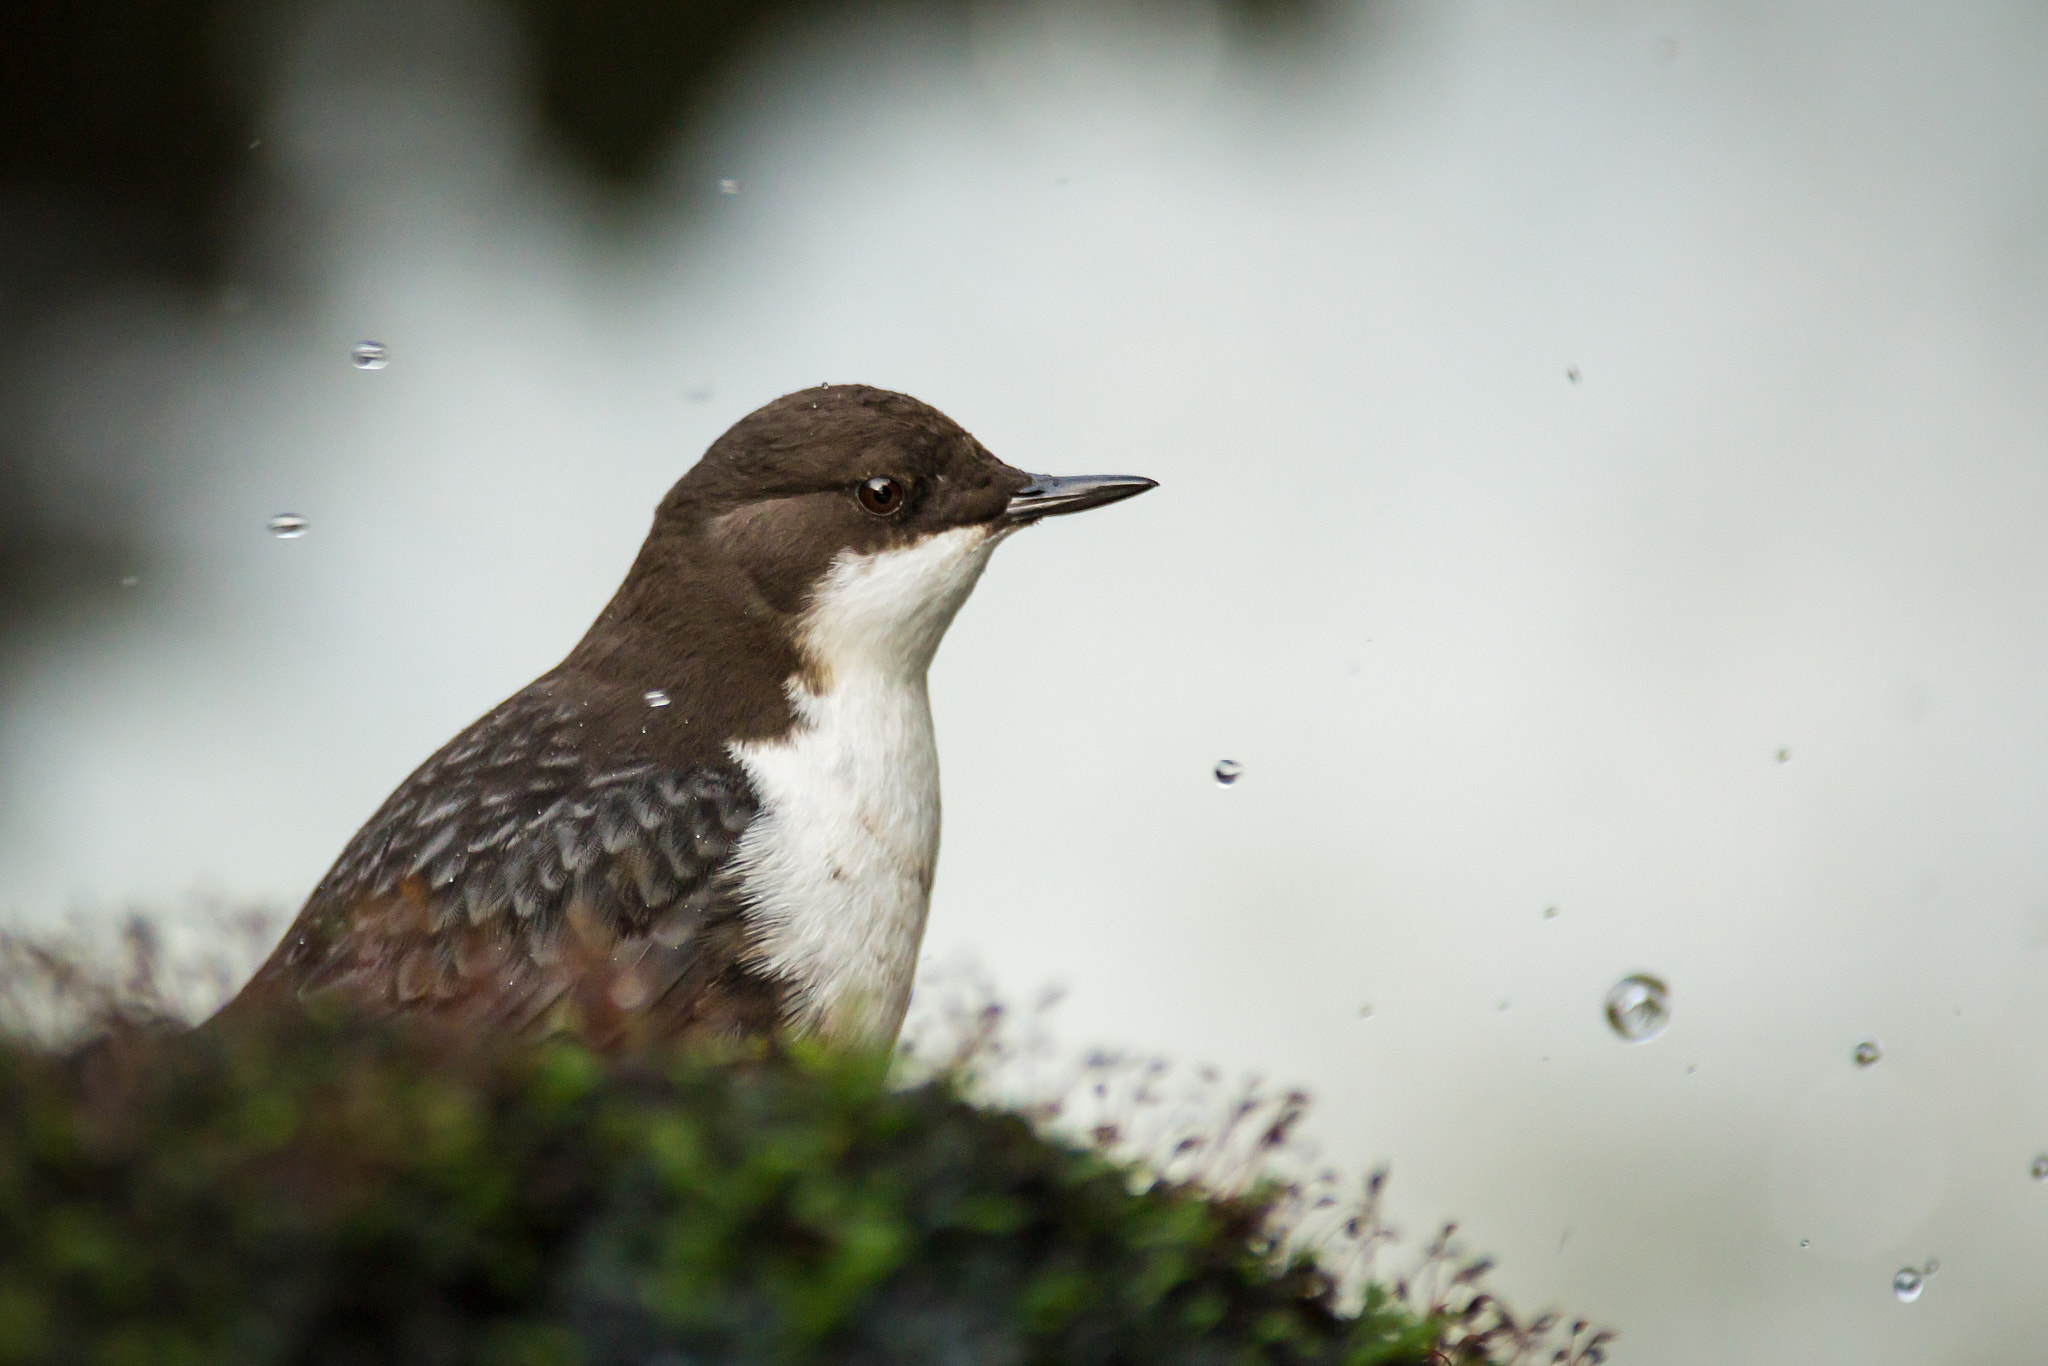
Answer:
0 1005 1451 1366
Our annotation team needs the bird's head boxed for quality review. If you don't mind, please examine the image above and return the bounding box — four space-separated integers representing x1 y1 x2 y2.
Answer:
647 385 1155 684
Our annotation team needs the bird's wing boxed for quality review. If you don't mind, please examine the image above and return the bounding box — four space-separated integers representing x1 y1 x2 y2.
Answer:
236 685 783 1042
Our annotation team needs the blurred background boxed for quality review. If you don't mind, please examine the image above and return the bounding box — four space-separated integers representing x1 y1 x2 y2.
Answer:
4 0 2048 1358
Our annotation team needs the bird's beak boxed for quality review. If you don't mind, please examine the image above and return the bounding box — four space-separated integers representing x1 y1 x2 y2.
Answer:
1002 472 1158 525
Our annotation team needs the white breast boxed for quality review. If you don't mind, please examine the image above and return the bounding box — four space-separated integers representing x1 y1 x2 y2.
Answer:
725 524 1007 1045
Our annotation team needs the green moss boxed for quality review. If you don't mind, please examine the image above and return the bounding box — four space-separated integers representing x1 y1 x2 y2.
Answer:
0 1007 1471 1366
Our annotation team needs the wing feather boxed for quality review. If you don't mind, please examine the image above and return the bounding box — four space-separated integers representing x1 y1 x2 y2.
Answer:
232 683 783 1043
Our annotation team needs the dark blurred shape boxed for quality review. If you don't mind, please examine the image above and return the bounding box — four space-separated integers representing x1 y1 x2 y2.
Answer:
508 0 770 185
0 0 1329 640
0 0 1332 288
0 4 251 300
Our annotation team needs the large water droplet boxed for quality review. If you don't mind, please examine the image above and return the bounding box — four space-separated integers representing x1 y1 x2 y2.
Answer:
1213 759 1242 787
1853 1039 1882 1067
643 689 671 708
351 341 389 370
1604 973 1670 1043
2031 1153 2048 1181
267 514 309 539
1891 1267 1923 1303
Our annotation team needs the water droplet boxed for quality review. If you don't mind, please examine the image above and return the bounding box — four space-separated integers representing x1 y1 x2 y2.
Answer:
1497 999 1510 1012
1213 759 1243 787
351 341 389 370
267 514 309 539
1357 1004 1373 1019
1775 747 1791 763
1543 904 1559 919
119 575 139 589
718 178 739 194
2031 1154 2048 1181
1798 1238 1810 1249
1604 973 1670 1043
1565 365 1581 383
1853 1039 1881 1067
1892 1267 1923 1303
643 689 671 708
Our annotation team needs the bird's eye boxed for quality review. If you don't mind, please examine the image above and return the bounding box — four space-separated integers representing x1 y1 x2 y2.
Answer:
856 476 906 516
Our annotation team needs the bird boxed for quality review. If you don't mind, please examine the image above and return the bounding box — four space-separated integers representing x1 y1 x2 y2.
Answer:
222 384 1154 1050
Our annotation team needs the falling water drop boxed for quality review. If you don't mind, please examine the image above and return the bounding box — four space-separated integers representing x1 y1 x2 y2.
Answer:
718 178 739 194
267 515 309 539
1603 974 1670 1043
1853 1039 1882 1068
1891 1267 1923 1303
351 341 389 370
1565 365 1581 384
2031 1154 2048 1181
643 690 671 708
1213 760 1243 787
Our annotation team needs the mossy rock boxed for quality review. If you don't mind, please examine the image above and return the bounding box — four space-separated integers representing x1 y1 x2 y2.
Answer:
0 1006 1450 1366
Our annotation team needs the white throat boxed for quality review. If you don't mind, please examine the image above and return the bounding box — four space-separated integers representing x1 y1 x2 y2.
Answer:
725 524 1007 1045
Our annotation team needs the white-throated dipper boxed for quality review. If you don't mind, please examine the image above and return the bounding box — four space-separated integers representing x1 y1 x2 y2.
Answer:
225 385 1154 1048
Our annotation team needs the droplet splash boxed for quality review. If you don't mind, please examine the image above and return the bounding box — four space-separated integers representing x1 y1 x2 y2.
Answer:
1213 760 1243 787
1604 973 1670 1043
351 341 389 370
267 515 309 539
2031 1154 2048 1181
1853 1039 1882 1068
1891 1267 1923 1303
643 690 671 708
